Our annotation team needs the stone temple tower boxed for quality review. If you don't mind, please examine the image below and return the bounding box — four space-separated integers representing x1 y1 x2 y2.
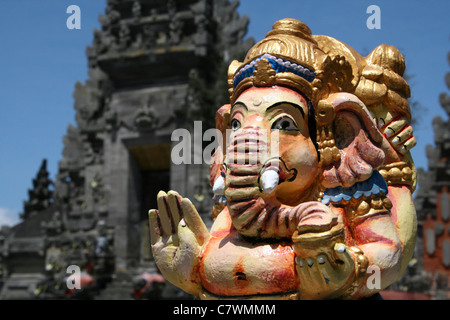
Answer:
413 51 450 299
1 0 252 299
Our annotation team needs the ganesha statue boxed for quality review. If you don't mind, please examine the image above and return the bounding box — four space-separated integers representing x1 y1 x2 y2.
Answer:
149 19 417 300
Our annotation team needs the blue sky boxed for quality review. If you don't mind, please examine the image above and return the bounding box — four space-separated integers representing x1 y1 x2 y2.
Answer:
0 0 449 226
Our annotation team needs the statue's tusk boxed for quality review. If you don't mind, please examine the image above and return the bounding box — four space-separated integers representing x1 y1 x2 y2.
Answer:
260 169 279 194
258 158 296 194
212 175 225 195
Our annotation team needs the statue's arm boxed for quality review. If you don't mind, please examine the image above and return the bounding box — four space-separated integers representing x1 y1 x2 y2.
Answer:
293 201 403 299
377 115 418 276
345 203 403 298
149 191 210 297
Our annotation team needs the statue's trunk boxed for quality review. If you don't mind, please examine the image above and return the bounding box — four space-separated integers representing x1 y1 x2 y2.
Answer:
224 128 300 239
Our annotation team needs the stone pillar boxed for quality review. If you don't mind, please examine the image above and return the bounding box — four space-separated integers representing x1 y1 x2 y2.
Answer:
104 128 137 272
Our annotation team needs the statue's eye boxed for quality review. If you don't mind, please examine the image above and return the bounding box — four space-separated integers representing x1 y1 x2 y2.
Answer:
271 117 298 131
231 119 241 131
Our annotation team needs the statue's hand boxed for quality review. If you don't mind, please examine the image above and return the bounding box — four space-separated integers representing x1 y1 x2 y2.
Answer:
149 191 210 297
292 205 367 299
295 242 366 299
379 116 416 162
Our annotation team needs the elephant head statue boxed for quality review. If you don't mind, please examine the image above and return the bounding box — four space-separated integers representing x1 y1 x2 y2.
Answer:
150 18 417 300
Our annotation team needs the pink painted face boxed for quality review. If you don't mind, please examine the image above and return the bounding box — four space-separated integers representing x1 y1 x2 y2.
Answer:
228 86 320 205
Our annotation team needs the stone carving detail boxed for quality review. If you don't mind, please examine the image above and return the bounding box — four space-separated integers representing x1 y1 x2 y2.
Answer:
21 159 54 220
443 240 450 267
134 96 158 130
141 25 158 49
149 18 419 300
214 0 250 60
441 190 449 222
90 172 106 205
168 0 183 45
412 50 450 299
99 5 121 31
41 210 63 236
132 0 141 20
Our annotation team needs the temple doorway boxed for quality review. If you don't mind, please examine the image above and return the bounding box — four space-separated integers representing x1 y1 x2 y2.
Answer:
140 169 170 262
128 142 172 264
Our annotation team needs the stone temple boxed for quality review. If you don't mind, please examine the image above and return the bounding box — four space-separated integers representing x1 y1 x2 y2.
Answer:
409 51 450 300
0 0 252 299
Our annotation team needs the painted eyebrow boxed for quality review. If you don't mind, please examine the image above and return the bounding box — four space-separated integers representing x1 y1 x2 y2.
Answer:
231 102 248 113
266 101 305 118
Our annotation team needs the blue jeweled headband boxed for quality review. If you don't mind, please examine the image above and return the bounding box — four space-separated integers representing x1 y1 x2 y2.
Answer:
321 170 388 205
233 53 316 89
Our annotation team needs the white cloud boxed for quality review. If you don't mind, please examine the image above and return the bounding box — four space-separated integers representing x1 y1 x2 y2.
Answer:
0 207 20 227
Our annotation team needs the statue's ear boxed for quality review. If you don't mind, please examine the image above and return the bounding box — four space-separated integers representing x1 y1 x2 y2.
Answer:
320 93 385 189
209 104 230 187
215 104 231 149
